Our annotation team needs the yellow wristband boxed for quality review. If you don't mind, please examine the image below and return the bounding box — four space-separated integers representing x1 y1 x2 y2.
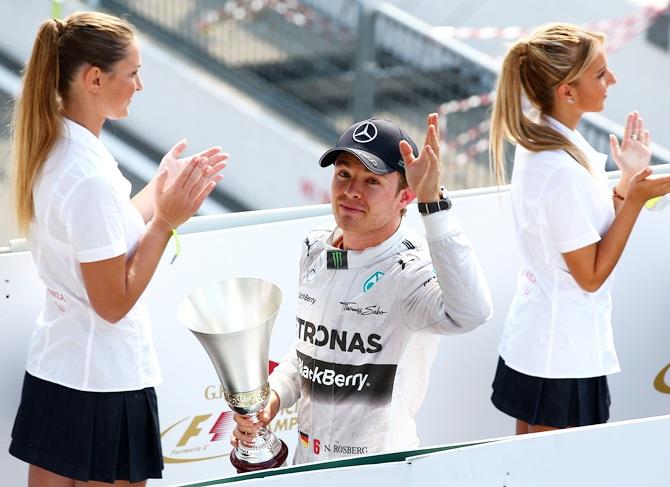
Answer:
154 216 180 265
169 228 181 265
645 196 662 209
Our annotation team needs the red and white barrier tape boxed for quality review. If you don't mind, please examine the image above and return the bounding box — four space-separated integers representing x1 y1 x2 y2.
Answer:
439 91 496 116
445 119 491 149
437 6 667 117
439 118 491 167
431 6 667 41
603 6 667 53
199 0 663 169
299 178 331 203
441 135 490 167
197 0 352 39
453 138 489 166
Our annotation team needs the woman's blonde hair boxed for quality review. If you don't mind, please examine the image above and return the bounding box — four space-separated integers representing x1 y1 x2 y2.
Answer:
10 12 135 234
489 23 605 184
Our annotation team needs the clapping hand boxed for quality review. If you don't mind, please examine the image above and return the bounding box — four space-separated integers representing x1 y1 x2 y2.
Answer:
610 112 651 197
624 167 670 208
159 139 228 188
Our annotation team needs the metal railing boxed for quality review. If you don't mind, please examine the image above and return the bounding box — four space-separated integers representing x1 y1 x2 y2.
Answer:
99 0 352 141
98 0 670 190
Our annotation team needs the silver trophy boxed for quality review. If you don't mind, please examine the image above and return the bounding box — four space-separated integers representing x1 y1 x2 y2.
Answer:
178 277 288 472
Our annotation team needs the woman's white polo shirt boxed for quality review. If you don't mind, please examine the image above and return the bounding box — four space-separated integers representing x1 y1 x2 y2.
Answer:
499 116 620 379
25 119 162 392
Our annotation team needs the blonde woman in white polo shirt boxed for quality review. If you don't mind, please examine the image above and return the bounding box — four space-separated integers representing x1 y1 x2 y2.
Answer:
8 12 227 486
489 23 670 434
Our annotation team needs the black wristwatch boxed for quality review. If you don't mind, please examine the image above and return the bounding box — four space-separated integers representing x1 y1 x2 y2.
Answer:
417 187 452 214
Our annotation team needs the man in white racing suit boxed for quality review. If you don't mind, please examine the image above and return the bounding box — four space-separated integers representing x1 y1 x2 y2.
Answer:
233 114 492 464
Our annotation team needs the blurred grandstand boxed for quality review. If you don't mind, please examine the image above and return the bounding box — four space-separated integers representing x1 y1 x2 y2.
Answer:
1 0 670 244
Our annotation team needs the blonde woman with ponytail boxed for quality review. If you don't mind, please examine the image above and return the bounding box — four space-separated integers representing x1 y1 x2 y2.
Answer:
489 23 670 435
9 12 227 486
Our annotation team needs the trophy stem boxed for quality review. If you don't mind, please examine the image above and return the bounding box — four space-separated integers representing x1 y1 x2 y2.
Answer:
230 414 289 473
247 411 262 426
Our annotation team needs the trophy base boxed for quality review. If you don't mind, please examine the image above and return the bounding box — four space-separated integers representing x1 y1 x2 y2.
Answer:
230 440 289 473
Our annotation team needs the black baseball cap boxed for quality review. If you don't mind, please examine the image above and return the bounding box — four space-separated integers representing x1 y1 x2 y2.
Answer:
318 118 419 174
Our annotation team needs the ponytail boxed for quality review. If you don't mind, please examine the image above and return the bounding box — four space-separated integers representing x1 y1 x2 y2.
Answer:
489 24 605 184
10 19 63 234
10 12 135 234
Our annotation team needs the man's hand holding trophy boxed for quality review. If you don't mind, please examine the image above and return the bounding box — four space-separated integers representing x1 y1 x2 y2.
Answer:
178 277 289 473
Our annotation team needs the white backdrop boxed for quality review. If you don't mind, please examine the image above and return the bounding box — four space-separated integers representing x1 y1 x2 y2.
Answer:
1 187 669 486
166 416 670 487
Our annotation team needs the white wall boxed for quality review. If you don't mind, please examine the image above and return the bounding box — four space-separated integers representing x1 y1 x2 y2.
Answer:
407 416 670 487
190 416 670 487
2 184 670 486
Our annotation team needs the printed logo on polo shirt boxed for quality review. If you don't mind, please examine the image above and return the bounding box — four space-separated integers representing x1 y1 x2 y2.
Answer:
653 362 670 394
47 287 67 314
296 350 397 405
522 270 537 297
525 270 537 283
363 271 385 292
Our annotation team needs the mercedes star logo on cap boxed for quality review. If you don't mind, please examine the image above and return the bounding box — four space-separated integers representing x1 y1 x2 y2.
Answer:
352 121 378 143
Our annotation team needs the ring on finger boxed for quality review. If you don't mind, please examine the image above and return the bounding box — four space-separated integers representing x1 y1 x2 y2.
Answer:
631 132 639 141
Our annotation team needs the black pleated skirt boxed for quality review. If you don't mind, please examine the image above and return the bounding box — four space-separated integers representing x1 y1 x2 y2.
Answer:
491 356 610 428
9 372 163 483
